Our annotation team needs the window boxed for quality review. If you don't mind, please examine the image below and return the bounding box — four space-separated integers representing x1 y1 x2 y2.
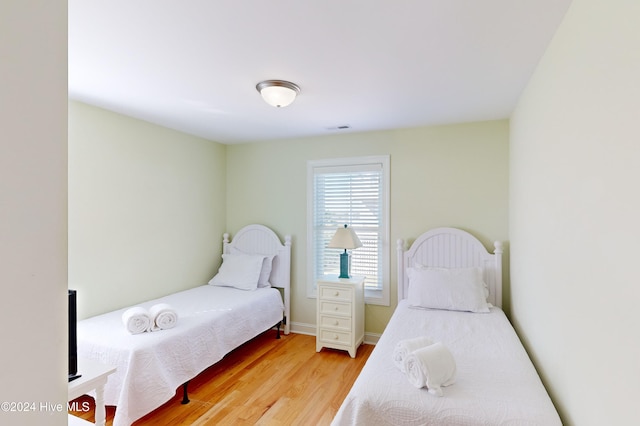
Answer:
307 155 389 305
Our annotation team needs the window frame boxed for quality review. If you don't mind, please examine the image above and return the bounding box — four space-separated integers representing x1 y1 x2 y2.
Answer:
306 155 390 306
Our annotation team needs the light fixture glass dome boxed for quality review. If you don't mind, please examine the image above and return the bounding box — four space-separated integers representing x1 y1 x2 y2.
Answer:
256 80 300 108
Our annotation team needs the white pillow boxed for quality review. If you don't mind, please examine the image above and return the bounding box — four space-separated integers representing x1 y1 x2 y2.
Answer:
229 247 274 288
208 253 265 291
256 255 274 287
415 262 489 300
407 267 490 313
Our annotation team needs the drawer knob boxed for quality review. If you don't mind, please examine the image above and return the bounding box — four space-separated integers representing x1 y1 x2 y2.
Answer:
334 335 339 340
334 320 339 326
334 306 339 311
334 291 340 296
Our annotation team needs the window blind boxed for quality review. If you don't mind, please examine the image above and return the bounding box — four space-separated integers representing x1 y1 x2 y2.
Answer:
313 164 383 291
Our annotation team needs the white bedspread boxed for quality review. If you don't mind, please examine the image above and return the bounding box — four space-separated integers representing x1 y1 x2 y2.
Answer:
77 285 284 426
332 300 561 425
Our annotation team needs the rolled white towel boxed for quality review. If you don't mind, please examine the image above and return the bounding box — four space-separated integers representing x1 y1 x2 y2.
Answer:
149 303 178 331
122 306 152 334
392 336 434 372
404 342 456 396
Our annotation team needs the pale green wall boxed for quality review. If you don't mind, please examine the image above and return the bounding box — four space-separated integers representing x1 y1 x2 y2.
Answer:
68 108 508 338
226 120 509 334
68 101 227 319
0 1 68 424
510 0 640 424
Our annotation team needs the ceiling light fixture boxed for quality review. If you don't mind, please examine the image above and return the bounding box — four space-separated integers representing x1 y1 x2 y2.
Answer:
256 80 300 108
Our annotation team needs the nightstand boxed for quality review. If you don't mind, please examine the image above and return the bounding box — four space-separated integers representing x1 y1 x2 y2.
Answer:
316 275 365 358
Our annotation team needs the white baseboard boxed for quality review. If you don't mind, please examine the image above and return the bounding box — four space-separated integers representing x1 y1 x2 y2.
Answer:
290 321 380 345
289 322 315 336
364 333 380 345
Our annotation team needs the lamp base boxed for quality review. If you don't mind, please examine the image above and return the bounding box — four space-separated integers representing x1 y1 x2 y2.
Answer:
338 250 350 279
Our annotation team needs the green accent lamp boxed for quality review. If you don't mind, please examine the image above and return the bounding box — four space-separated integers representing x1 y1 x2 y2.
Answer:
327 224 363 279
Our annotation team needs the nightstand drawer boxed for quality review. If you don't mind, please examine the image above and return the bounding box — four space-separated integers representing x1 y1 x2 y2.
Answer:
319 300 351 316
319 314 352 330
319 329 352 346
319 285 353 302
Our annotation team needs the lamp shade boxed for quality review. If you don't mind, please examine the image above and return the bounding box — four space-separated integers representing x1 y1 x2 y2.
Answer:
327 225 362 250
256 80 300 108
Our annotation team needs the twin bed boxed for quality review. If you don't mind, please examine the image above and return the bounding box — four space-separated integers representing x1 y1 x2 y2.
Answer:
332 227 561 425
77 224 291 426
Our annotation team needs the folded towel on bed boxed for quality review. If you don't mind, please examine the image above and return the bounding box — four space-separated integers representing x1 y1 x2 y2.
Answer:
149 303 178 331
122 307 152 334
404 342 456 396
392 336 434 372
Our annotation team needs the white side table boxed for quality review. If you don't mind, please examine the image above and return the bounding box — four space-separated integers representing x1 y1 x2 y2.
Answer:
316 275 365 358
68 358 116 426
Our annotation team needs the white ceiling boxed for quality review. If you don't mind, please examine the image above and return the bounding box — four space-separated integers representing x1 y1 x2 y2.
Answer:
69 1 572 144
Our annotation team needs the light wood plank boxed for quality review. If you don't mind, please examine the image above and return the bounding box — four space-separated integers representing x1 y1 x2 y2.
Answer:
70 331 373 425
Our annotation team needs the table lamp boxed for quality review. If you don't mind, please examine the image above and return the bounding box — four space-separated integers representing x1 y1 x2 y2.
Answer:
327 224 362 278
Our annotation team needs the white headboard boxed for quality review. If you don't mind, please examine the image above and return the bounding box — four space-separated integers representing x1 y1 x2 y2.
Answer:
223 224 292 334
397 227 503 307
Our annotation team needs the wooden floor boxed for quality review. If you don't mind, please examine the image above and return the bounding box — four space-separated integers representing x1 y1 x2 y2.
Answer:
70 331 373 425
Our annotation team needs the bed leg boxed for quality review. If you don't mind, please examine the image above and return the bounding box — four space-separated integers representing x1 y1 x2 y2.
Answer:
276 321 281 339
181 381 190 404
